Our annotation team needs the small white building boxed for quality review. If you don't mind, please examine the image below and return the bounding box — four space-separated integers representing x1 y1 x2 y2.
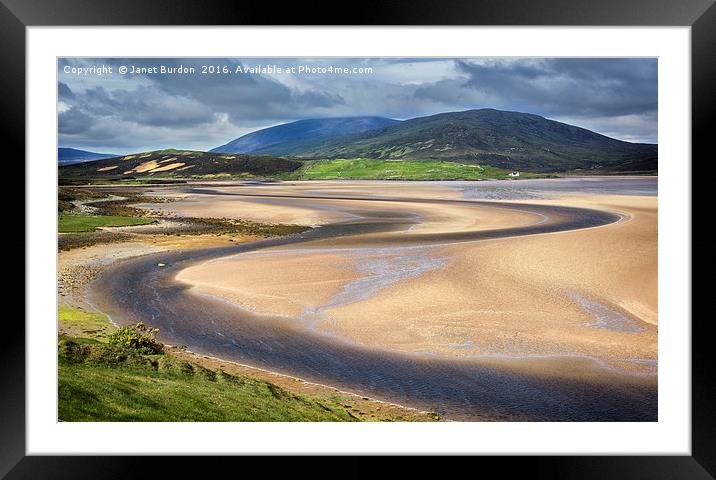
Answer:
508 171 520 177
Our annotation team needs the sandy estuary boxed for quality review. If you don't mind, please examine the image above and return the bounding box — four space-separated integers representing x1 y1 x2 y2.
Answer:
89 177 657 421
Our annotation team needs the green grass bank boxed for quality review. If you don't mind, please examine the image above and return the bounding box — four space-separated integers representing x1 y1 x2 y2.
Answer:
59 214 156 233
58 306 434 422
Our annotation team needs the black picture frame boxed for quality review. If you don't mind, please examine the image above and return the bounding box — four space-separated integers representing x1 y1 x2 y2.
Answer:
5 0 709 476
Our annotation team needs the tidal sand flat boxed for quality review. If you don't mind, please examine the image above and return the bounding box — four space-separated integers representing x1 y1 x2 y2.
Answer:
322 193 656 372
95 177 657 420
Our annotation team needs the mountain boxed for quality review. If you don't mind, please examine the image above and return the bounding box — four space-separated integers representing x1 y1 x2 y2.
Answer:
58 147 117 165
292 109 657 173
58 149 302 179
210 116 401 155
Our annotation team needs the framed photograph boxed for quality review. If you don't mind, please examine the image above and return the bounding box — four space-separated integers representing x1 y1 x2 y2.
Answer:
8 0 710 475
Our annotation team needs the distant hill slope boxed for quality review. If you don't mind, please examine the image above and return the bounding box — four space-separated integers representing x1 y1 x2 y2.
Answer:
293 109 657 173
210 116 401 155
58 149 302 178
59 148 116 165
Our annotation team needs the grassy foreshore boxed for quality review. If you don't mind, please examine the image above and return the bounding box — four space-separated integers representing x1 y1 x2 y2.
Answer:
59 329 358 422
57 186 308 251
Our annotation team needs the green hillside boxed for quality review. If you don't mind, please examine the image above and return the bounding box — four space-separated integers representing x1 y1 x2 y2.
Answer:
294 109 657 173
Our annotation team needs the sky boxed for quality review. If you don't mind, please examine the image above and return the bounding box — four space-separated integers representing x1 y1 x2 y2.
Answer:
58 58 658 154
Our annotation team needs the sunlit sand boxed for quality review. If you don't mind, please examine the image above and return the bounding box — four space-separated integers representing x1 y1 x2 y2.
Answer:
163 178 657 375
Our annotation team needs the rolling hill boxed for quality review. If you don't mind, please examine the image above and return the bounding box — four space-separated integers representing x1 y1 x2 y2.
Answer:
58 149 302 179
58 147 117 165
210 116 400 155
291 109 658 173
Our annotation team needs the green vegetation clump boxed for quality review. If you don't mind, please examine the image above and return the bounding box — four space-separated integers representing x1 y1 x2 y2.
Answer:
58 214 156 232
107 322 163 355
59 338 155 368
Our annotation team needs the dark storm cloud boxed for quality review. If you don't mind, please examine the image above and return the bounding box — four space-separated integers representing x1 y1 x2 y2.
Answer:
410 58 657 143
87 58 346 120
415 58 657 119
58 58 352 151
58 57 658 152
58 106 93 135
